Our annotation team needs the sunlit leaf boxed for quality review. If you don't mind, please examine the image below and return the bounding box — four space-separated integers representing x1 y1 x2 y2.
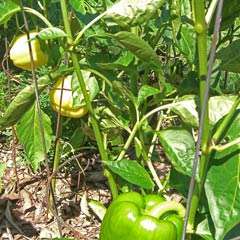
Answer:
0 0 20 25
0 71 62 131
16 104 53 172
205 111 240 239
158 127 198 180
106 0 165 27
172 95 240 128
36 27 67 40
137 85 161 106
103 159 154 189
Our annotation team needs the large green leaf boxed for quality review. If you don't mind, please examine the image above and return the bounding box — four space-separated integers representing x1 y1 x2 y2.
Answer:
111 31 161 70
103 159 154 189
158 127 198 180
0 0 20 25
0 71 62 131
216 40 240 73
16 104 53 172
172 95 240 128
205 111 240 240
106 0 165 27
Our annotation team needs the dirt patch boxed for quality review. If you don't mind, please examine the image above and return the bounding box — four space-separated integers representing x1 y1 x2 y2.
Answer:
0 137 176 239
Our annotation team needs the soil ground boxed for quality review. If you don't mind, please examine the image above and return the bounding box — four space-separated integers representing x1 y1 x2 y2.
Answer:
0 135 179 240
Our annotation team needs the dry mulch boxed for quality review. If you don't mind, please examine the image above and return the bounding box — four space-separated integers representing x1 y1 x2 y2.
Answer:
0 137 111 239
0 135 178 240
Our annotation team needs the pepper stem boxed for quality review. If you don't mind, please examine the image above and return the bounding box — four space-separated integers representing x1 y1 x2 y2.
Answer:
149 201 186 219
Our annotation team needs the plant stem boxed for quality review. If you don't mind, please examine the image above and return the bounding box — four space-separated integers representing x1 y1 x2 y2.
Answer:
117 101 182 162
117 122 139 161
23 7 53 27
146 116 164 191
50 113 63 206
211 137 240 152
50 138 62 205
183 0 224 238
59 0 118 199
183 0 209 234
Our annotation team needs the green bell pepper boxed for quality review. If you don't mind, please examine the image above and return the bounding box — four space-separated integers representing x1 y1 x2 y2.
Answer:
100 192 185 240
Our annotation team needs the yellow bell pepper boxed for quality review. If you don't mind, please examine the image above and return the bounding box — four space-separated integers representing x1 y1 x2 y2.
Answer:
50 75 88 118
10 31 48 71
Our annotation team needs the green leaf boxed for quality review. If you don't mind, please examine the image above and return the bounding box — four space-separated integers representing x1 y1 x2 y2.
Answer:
72 70 99 106
114 50 135 66
112 80 137 105
0 0 20 25
195 218 214 240
205 111 240 240
0 71 62 131
216 40 240 73
176 24 196 63
112 31 161 70
169 167 190 198
63 127 85 153
172 95 240 128
137 85 161 106
209 0 240 33
169 0 181 39
223 223 240 240
36 27 67 40
16 104 53 172
106 0 165 27
103 159 154 189
158 127 198 180
69 0 97 14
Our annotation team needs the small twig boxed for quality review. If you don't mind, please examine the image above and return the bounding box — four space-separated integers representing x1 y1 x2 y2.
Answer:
1 55 23 84
49 150 96 182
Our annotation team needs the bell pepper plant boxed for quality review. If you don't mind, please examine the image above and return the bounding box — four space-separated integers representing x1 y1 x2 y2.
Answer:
100 192 186 240
50 75 88 118
10 31 48 71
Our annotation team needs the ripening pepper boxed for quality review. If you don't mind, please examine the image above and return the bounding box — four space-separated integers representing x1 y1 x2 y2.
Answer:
100 192 185 240
10 31 48 70
50 75 88 118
